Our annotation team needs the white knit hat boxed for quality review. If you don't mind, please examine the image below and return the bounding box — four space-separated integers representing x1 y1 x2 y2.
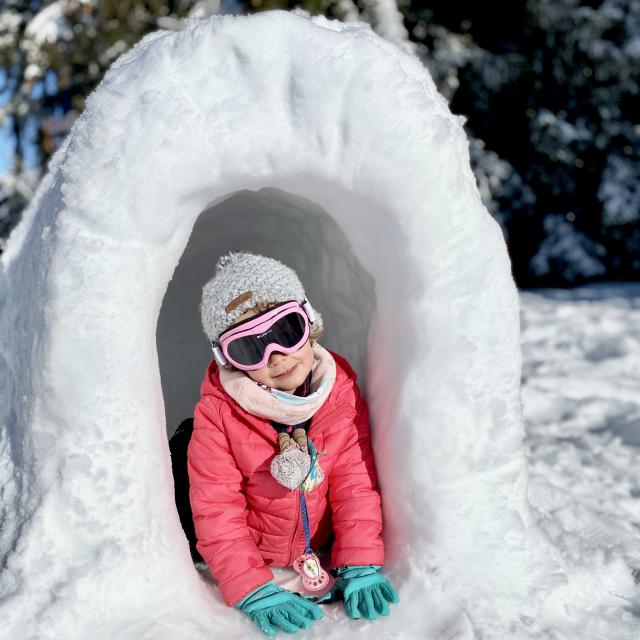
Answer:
200 251 323 343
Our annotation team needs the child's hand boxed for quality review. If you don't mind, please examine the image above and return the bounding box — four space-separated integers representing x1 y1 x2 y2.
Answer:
235 580 324 637
335 566 399 620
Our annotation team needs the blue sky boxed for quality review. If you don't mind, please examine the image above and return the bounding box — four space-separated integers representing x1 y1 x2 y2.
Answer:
0 68 50 175
0 69 12 173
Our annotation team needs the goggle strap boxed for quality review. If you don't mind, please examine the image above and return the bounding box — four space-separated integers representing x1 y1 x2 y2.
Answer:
301 299 316 324
211 342 228 367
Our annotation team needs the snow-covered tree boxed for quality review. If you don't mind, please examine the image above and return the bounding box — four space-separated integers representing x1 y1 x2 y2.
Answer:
402 0 640 285
530 213 607 284
526 0 640 281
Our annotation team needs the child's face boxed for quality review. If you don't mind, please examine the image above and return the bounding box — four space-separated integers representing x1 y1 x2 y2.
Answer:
232 308 315 393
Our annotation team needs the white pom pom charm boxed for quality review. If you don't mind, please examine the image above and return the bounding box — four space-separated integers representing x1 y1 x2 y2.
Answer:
270 447 311 490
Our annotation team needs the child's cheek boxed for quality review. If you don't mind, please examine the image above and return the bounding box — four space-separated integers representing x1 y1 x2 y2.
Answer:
301 341 314 367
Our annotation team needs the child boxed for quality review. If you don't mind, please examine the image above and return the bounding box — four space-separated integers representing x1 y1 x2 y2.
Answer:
187 251 399 637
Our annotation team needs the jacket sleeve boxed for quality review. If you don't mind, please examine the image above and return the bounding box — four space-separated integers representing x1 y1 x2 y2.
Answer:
328 383 385 569
187 398 274 607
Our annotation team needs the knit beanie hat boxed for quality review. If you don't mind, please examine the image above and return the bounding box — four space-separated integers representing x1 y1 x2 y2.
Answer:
200 251 324 344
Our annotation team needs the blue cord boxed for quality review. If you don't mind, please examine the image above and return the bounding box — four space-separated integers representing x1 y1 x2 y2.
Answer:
299 491 312 555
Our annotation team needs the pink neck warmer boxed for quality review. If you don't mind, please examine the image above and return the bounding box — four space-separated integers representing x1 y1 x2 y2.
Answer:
218 343 337 425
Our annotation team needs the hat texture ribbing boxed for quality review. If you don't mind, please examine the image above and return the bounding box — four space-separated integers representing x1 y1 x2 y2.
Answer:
200 251 323 343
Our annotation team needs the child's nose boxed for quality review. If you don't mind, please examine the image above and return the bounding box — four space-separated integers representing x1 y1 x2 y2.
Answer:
268 351 287 365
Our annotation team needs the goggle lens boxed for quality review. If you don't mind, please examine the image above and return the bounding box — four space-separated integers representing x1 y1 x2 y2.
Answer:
224 310 307 367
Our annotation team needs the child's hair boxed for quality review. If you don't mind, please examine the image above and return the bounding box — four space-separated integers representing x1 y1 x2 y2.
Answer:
220 300 322 371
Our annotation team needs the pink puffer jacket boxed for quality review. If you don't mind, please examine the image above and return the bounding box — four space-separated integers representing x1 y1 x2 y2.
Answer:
187 349 385 607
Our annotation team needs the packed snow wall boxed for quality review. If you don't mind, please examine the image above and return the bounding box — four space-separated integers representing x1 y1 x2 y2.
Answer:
4 9 632 640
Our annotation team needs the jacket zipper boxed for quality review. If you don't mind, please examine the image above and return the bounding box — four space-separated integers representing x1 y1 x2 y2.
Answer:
285 405 356 565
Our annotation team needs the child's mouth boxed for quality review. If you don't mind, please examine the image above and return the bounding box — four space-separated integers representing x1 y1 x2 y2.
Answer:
274 364 298 378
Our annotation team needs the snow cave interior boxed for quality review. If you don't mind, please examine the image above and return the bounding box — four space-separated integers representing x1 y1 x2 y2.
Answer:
157 185 378 436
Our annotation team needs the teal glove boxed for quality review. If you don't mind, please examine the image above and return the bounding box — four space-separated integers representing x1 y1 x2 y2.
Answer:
336 565 399 620
235 579 324 637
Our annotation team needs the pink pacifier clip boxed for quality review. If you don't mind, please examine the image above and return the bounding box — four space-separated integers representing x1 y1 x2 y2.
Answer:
293 551 334 597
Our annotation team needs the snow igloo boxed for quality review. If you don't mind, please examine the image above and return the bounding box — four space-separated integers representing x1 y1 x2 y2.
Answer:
2 9 626 640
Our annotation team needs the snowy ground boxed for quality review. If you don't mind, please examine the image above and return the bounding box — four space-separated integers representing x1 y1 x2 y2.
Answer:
521 282 640 633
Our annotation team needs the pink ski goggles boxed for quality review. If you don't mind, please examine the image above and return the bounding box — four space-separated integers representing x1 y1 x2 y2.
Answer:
212 299 315 371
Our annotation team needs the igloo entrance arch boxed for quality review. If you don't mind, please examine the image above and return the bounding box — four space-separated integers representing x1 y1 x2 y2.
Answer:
0 8 605 640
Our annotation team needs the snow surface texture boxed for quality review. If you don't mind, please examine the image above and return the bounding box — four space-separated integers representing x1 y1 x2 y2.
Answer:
0 9 637 639
521 284 640 638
